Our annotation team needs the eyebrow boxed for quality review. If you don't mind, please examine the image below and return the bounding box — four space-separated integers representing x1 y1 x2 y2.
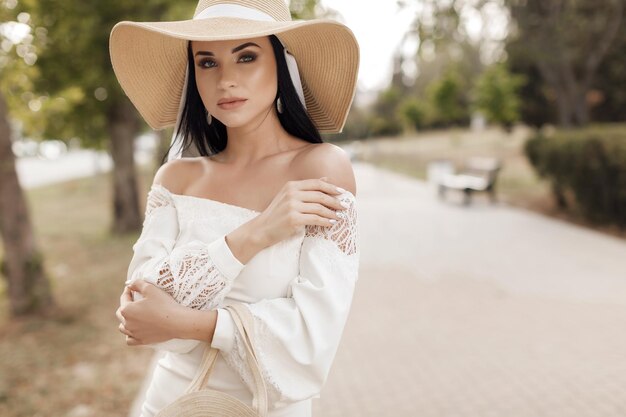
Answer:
194 42 261 57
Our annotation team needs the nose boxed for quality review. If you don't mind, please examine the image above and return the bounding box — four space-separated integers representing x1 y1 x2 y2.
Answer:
217 62 238 90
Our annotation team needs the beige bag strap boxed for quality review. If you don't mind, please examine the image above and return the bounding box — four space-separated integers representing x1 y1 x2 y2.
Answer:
183 303 268 416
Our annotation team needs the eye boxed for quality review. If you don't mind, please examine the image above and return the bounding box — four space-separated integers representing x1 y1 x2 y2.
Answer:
239 53 257 63
197 58 216 69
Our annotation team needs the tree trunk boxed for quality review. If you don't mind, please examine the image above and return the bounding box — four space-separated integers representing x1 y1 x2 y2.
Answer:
0 92 55 316
107 98 142 234
555 87 573 128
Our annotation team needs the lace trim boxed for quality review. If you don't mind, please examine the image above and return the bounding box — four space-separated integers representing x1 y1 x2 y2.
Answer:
221 317 284 407
304 191 357 255
138 184 234 310
144 184 174 219
150 243 233 310
220 193 359 408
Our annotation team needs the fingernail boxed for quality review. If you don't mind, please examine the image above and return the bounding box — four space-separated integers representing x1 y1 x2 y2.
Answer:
320 176 328 181
336 186 346 193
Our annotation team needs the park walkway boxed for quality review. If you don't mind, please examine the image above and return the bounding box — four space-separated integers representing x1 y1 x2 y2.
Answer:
132 160 626 417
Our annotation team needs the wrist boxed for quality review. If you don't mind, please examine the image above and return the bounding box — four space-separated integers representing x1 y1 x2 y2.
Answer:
246 217 270 249
177 307 218 342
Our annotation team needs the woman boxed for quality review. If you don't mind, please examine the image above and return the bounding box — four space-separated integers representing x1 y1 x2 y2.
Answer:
110 1 360 416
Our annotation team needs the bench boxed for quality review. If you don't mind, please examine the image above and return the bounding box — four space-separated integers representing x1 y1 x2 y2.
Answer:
437 157 502 205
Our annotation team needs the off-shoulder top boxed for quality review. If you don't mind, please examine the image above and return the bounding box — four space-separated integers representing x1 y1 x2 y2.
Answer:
125 183 359 416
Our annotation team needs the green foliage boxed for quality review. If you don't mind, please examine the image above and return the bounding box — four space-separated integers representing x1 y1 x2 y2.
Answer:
368 86 404 137
398 97 426 131
504 0 624 127
2 0 196 147
425 68 468 127
289 0 320 19
524 124 626 228
331 104 370 140
0 1 45 139
472 63 526 130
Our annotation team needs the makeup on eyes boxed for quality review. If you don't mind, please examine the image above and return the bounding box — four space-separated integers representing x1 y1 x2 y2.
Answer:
196 51 258 68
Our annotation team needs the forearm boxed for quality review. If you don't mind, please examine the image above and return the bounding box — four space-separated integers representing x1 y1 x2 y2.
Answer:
175 306 219 343
226 217 269 265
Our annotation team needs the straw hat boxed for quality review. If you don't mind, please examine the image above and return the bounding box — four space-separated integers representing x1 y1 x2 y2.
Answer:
109 0 360 135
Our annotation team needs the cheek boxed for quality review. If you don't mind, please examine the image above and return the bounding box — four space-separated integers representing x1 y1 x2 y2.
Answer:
195 73 214 110
244 60 277 100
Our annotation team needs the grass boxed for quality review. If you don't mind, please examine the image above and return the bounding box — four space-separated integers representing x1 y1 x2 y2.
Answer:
355 125 626 240
0 168 156 417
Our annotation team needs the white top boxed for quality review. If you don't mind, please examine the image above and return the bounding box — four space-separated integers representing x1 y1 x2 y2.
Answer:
126 183 360 416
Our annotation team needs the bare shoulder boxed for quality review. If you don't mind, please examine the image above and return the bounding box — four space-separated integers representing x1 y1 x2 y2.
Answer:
152 157 205 195
294 142 357 196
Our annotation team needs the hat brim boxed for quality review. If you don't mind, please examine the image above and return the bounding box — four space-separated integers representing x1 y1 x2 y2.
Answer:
109 17 360 133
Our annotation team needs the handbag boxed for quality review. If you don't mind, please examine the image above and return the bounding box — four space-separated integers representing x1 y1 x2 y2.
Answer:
155 303 268 417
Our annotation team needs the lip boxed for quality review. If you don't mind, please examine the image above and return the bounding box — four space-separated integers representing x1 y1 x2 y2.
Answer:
217 98 247 110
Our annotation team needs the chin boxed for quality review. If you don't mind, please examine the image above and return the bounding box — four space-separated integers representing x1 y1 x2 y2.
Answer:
216 110 271 129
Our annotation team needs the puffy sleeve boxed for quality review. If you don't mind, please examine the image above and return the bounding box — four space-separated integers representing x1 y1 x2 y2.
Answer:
126 184 247 352
211 190 359 408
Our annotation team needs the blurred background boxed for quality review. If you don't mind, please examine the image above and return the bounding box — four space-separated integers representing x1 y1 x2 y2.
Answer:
1 0 625 416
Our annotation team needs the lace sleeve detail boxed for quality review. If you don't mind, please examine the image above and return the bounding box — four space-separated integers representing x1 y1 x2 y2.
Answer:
144 183 175 221
217 190 359 408
127 184 247 352
148 241 236 311
303 191 357 255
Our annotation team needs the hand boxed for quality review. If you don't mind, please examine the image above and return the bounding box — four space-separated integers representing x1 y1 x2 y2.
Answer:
253 177 348 247
116 279 183 346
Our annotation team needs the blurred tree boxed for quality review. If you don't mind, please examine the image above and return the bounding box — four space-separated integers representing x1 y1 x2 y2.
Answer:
18 0 196 234
505 40 557 127
425 68 468 127
0 2 55 316
590 18 626 122
398 0 496 104
505 0 623 127
399 97 427 132
369 86 404 137
472 62 526 131
289 0 338 20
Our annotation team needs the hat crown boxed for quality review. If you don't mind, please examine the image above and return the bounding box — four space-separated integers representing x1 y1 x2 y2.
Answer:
193 0 292 22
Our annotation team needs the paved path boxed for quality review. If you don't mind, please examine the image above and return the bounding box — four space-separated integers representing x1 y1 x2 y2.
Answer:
131 161 626 416
314 161 626 416
16 148 153 189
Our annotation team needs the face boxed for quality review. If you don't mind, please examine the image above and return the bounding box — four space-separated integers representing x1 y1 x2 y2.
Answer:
191 36 278 128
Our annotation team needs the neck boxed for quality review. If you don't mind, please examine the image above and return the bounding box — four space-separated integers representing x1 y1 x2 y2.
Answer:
219 106 295 167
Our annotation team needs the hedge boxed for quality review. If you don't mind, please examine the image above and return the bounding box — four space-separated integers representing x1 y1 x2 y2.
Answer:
524 124 626 229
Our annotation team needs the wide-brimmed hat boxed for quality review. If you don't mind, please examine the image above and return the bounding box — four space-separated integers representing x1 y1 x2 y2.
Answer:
109 0 360 135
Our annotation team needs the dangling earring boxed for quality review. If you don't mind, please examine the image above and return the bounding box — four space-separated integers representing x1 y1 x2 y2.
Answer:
206 111 212 125
276 96 284 114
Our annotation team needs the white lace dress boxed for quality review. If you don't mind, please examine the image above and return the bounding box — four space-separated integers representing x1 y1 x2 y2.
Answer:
126 184 360 417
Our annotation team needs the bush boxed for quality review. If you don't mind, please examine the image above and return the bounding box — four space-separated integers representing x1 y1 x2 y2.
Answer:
399 98 427 131
524 124 626 228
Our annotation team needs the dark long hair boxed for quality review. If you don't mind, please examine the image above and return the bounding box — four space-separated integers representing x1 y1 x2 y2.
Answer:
160 34 322 164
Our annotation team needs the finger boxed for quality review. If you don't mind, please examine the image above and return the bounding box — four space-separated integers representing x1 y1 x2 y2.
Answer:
298 178 343 196
120 286 133 306
130 279 154 295
127 280 143 293
300 201 344 223
118 322 133 337
301 190 348 212
126 335 140 346
115 307 126 325
300 212 341 228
